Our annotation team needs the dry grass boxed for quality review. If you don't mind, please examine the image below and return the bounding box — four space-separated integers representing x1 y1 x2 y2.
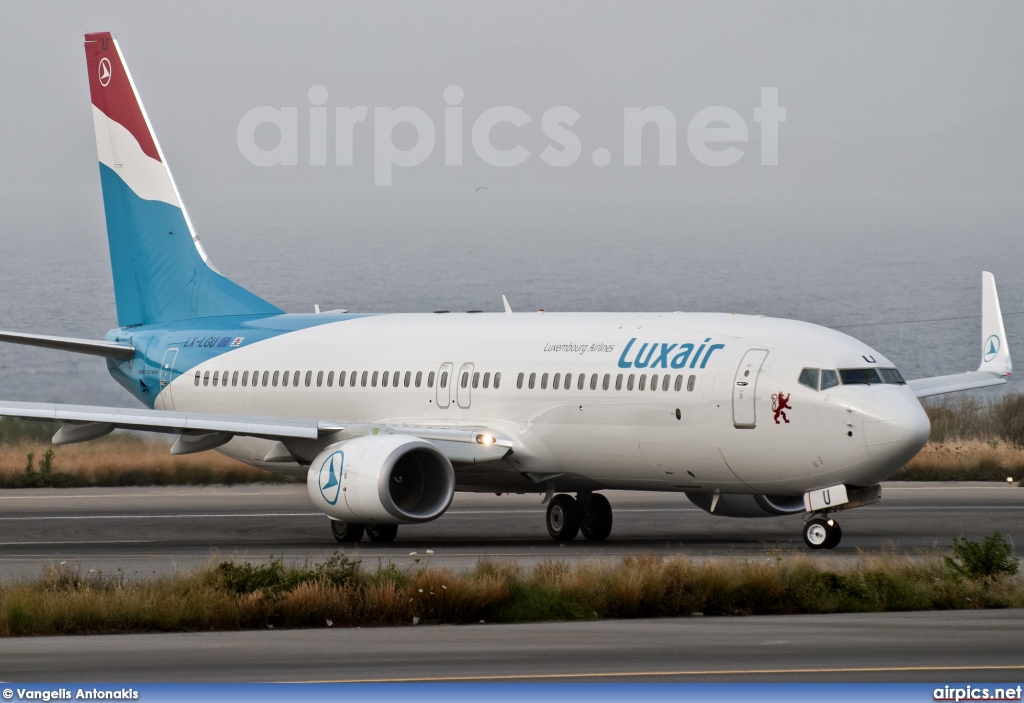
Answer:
1 550 1020 636
896 440 1024 482
0 435 296 487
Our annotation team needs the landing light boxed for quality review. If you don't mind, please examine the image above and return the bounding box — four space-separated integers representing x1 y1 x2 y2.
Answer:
476 434 496 445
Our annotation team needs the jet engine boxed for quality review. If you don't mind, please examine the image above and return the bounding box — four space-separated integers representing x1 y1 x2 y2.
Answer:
307 434 455 524
685 492 806 518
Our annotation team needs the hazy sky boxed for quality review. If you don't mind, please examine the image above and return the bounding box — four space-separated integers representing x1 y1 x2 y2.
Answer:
0 2 1023 405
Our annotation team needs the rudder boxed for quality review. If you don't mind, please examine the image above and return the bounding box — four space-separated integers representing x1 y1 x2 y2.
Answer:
84 32 281 327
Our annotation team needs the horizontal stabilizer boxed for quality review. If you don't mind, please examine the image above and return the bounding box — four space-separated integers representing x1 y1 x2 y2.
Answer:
0 330 135 360
907 271 1011 398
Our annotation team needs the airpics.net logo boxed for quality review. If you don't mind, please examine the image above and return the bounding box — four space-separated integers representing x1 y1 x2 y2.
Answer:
236 86 786 185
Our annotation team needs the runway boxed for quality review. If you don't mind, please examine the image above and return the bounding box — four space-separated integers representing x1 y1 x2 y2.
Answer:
1 609 1021 682
0 482 1020 579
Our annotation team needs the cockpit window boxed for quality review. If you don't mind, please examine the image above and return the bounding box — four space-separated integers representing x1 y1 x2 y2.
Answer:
839 368 882 385
821 369 840 390
798 368 820 390
879 368 906 385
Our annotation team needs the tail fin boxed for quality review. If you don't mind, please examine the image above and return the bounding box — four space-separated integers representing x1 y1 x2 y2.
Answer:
978 271 1011 376
84 32 281 327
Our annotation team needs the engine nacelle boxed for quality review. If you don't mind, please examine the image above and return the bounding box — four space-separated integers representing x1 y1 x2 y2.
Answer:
307 434 455 524
685 492 806 518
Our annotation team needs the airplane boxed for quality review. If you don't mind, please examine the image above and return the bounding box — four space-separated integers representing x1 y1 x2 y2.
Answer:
0 32 1012 550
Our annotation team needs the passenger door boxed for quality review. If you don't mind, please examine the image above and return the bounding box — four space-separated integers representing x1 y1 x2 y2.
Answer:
436 362 453 408
732 349 769 428
456 362 474 409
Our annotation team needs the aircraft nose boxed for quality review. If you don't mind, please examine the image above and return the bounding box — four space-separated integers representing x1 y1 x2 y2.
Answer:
861 387 931 470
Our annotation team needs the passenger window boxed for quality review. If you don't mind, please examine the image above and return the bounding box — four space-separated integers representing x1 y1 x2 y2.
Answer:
272 371 279 387
662 374 670 391
281 371 289 387
687 375 696 392
212 371 219 386
461 372 469 389
415 371 423 388
316 371 323 387
372 371 379 387
650 374 658 391
564 373 572 390
338 371 345 387
382 371 389 387
798 368 820 391
638 375 646 391
517 372 524 389
472 372 480 389
194 371 200 386
529 373 536 389
405 371 412 388
627 374 635 391
427 371 435 388
294 371 300 387
552 373 560 389
232 371 239 387
242 370 249 387
262 371 269 387
203 371 210 386
327 371 335 387
615 374 623 391
541 373 549 390
494 372 501 389
482 372 490 389
361 371 368 387
591 374 598 390
578 373 585 390
603 374 610 391
821 369 840 390
393 371 400 388
674 375 683 391
440 371 448 388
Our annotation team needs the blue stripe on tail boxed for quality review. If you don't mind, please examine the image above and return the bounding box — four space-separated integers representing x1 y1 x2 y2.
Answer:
99 163 282 326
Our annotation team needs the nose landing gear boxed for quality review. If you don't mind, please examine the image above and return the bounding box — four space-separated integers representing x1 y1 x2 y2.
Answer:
803 515 842 549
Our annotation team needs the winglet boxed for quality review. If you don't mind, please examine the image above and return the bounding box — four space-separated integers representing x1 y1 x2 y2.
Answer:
502 295 513 315
978 271 1011 376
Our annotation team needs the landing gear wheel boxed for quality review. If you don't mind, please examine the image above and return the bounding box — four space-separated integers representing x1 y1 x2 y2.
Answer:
579 493 613 541
365 524 399 543
546 494 580 541
330 520 365 543
803 517 841 550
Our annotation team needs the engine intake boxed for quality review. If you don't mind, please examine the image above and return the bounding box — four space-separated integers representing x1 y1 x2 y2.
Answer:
307 434 455 524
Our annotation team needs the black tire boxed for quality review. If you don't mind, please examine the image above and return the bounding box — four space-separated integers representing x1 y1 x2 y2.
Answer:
366 524 399 543
803 517 837 550
330 520 365 543
546 494 580 541
824 521 843 549
580 493 613 541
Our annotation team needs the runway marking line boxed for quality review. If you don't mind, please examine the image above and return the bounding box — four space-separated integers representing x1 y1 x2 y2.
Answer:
303 663 1024 683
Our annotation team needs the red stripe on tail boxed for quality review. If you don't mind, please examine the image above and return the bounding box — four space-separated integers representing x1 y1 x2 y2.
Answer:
84 32 161 163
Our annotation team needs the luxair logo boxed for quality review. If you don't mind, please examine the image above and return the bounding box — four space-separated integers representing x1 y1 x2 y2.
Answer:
617 337 725 369
318 451 344 505
984 334 1001 363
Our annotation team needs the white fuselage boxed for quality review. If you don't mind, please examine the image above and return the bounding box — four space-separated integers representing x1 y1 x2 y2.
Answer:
161 311 931 497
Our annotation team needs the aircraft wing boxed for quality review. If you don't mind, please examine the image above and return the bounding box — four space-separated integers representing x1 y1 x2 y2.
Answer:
907 271 1012 399
0 399 511 461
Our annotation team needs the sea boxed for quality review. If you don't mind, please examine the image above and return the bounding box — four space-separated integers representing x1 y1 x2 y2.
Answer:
1 189 1021 408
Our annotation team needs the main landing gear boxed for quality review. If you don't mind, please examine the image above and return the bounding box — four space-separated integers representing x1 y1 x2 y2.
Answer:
803 515 842 550
546 492 613 542
330 520 399 543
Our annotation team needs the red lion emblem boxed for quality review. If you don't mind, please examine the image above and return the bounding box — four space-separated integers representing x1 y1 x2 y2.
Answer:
771 392 791 424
